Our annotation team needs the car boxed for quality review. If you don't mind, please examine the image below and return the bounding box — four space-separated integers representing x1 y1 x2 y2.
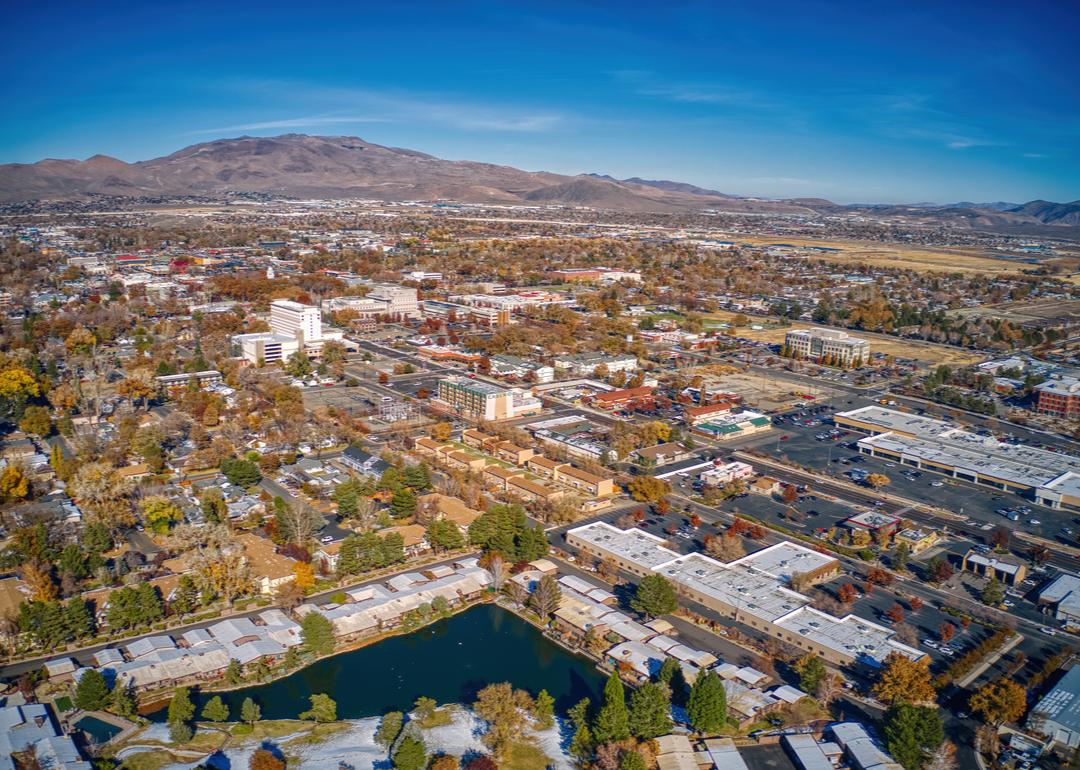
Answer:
320 535 333 544
930 481 944 487
780 435 790 441
1003 600 1015 608
1040 626 1058 636
939 647 955 657
1029 519 1041 526
923 640 939 649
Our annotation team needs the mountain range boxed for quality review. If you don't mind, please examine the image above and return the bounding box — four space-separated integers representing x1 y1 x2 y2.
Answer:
1 134 1077 228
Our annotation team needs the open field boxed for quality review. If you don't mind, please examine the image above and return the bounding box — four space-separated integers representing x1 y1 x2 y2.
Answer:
705 311 984 366
687 367 843 410
736 235 1033 275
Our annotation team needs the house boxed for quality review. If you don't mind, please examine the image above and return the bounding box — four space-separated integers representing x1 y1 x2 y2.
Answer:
588 386 655 411
340 446 390 479
483 464 524 491
526 455 565 479
893 527 940 554
683 401 737 426
236 533 298 595
1030 666 1080 748
749 477 781 496
415 493 481 530
493 440 534 466
554 464 615 497
633 443 696 466
506 475 564 503
961 548 1027 586
0 704 91 770
381 524 430 557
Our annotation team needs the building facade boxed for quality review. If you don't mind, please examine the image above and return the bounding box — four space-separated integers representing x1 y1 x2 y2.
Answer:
784 328 869 367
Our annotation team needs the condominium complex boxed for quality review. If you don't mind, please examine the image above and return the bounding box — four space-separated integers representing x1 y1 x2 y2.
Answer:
784 328 869 367
434 376 542 421
566 522 922 667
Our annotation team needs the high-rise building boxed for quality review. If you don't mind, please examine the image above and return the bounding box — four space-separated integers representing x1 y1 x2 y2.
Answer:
270 299 322 343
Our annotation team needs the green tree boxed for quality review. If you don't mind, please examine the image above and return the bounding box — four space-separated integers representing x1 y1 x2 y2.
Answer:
981 576 1005 606
141 496 184 535
64 597 96 639
534 689 555 730
59 544 88 580
619 751 648 770
202 695 230 723
375 711 404 748
657 657 688 706
630 574 678 619
299 693 338 722
426 519 465 552
795 655 826 694
883 704 944 770
220 457 262 488
568 698 593 762
224 658 243 684
74 669 111 711
301 611 335 657
628 681 672 740
593 672 630 743
390 488 417 518
109 682 136 720
687 670 727 734
393 734 428 770
240 697 262 725
167 686 196 742
285 351 312 378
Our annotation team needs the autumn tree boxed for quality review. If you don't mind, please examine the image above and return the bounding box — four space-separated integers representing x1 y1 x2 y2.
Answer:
873 652 936 706
626 476 670 503
969 679 1026 726
528 574 561 625
473 682 534 762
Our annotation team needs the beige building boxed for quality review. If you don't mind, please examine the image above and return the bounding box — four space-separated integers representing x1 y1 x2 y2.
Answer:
784 327 869 367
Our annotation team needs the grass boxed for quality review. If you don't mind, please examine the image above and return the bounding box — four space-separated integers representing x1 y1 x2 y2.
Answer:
118 751 174 770
505 740 552 770
417 708 454 729
281 721 351 748
54 696 73 712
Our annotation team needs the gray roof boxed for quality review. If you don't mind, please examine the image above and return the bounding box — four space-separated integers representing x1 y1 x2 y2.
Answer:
1033 667 1080 735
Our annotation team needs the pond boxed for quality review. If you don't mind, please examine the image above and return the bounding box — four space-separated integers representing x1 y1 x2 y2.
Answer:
149 604 605 721
74 715 123 744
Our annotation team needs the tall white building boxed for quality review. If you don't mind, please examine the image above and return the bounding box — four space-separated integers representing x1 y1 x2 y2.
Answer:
270 300 322 343
322 284 419 319
784 328 869 367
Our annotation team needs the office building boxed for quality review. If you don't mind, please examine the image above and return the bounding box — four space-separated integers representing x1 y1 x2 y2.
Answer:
434 377 542 421
1030 666 1080 748
784 328 869 367
233 300 343 365
1035 377 1080 419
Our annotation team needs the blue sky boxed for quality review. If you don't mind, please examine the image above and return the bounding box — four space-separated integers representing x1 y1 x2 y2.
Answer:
2 0 1078 203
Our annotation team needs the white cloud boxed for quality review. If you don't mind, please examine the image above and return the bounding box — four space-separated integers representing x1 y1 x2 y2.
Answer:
188 116 391 135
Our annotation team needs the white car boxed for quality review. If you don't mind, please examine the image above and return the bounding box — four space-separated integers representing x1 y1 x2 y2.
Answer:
1041 626 1057 636
930 481 944 487
1029 519 1041 526
923 640 939 650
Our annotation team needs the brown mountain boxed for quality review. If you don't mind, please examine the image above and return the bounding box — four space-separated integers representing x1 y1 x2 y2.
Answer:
0 134 1074 229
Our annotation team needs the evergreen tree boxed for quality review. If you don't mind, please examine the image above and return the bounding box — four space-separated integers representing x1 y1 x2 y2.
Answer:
64 598 95 639
167 686 196 742
795 655 826 694
301 612 335 657
628 681 672 740
336 534 361 576
390 488 417 518
534 689 555 730
687 670 727 734
393 734 428 770
619 751 648 770
109 681 136 720
402 463 432 490
59 544 88 580
630 574 678 619
568 698 594 763
201 695 230 723
299 693 337 722
593 672 630 743
657 657 688 706
224 658 243 684
74 669 111 711
883 704 944 770
375 711 404 748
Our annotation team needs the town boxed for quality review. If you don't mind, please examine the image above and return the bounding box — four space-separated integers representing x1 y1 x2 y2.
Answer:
0 192 1076 770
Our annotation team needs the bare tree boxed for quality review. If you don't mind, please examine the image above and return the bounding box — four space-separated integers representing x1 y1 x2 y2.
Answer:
486 555 507 592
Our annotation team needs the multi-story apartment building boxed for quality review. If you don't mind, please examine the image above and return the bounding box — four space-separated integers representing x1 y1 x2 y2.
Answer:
553 352 639 377
434 377 542 421
784 328 869 367
1035 377 1080 418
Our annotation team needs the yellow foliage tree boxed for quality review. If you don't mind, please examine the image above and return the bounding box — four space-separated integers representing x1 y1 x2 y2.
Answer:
0 465 30 501
294 561 315 591
872 652 936 706
969 679 1026 726
23 563 57 602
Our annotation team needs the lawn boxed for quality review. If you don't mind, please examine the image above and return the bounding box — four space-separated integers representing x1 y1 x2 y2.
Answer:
54 696 73 712
505 740 552 770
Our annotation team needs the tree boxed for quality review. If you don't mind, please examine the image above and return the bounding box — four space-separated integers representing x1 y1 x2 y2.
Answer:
390 488 417 518
927 556 953 583
430 422 453 442
630 574 678 619
969 679 1026 726
866 473 891 490
426 519 465 552
627 476 670 503
75 668 111 711
301 611 335 657
528 574 562 624
375 711 404 748
240 697 262 725
109 681 136 720
474 682 533 761
657 657 689 706
430 757 459 770
225 658 244 684
294 561 315 591
925 741 958 770
838 583 858 605
816 673 843 711
285 351 312 378
884 704 944 770
886 603 906 624
0 465 31 502
687 669 727 734
393 735 428 770
568 698 593 762
463 758 498 770
249 748 286 770
795 654 826 694
299 693 337 722
167 686 196 742
534 689 555 730
220 457 262 488
141 496 183 535
939 622 956 644
628 681 672 740
19 405 52 437
981 576 1005 606
873 652 936 706
202 695 230 723
594 672 630 743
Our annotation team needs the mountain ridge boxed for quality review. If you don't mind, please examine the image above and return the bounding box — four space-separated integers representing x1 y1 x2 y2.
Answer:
1 134 1076 227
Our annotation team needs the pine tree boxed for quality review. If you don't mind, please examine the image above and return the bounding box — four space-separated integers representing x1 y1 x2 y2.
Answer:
109 681 136 720
225 658 243 684
883 704 944 770
687 670 727 734
628 681 672 740
202 695 230 722
534 689 555 730
301 612 335 657
593 672 630 743
393 734 428 770
74 669 111 711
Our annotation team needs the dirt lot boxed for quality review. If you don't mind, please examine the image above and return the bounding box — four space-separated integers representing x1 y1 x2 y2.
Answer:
687 368 844 411
705 312 984 366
